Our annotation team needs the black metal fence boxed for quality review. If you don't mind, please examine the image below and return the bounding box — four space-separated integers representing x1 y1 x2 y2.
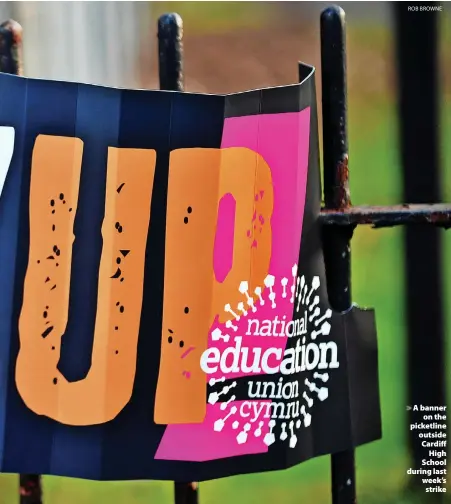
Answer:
0 4 447 504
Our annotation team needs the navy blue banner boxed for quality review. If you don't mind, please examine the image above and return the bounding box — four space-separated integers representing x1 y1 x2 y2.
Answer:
0 67 380 482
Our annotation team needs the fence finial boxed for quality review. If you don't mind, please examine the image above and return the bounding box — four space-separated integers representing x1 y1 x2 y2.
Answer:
0 19 23 76
158 13 184 91
320 5 349 211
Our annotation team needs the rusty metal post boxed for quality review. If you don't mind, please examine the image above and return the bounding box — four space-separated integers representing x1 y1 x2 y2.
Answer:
0 19 23 76
319 204 451 228
320 6 356 504
157 12 197 504
19 474 42 504
174 482 199 504
394 4 446 499
0 18 43 504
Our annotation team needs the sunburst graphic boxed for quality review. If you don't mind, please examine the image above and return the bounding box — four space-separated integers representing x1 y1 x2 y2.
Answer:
210 264 338 449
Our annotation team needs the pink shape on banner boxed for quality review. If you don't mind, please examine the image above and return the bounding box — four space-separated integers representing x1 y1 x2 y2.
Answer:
207 108 311 380
155 108 311 462
155 401 270 462
214 193 236 283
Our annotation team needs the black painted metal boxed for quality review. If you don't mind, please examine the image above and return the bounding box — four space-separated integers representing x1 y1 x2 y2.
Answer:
19 474 42 504
157 12 199 504
320 6 356 504
158 13 184 92
394 4 446 499
0 19 23 76
174 482 199 504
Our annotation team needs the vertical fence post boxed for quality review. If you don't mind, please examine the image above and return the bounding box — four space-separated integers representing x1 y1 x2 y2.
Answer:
320 6 356 504
157 13 198 504
394 5 446 498
0 18 43 504
19 475 42 504
0 19 23 76
158 13 184 92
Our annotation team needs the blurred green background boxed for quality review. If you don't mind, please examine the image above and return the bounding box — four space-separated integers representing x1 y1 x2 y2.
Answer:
1 2 451 503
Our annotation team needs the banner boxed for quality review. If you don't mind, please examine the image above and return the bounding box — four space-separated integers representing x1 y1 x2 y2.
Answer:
0 64 381 481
